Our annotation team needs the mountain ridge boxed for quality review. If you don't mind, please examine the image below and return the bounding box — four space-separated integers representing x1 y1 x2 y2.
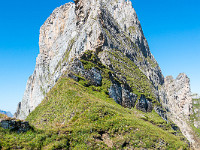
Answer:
15 0 164 120
12 0 200 149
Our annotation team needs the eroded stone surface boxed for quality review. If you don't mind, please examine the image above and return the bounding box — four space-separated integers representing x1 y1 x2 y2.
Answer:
14 3 77 120
15 0 164 120
108 75 138 108
136 95 153 113
160 73 200 149
191 94 200 129
14 0 200 148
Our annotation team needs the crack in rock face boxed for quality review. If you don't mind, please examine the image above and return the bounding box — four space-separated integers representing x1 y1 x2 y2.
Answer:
136 95 153 113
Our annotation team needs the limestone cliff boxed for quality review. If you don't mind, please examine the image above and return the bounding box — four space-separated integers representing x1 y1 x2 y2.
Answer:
160 73 200 149
14 0 200 149
14 3 77 119
15 0 163 120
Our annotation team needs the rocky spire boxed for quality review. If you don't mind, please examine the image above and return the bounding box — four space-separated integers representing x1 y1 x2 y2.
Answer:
15 0 164 120
14 0 200 148
162 73 200 149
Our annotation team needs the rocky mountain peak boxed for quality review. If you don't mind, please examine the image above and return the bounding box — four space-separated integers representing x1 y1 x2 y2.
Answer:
13 0 200 149
15 0 164 120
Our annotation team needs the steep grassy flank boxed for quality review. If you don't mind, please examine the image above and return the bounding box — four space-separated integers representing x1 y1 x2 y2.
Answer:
190 98 200 137
0 127 72 149
80 50 158 104
100 50 158 102
24 77 188 149
0 51 188 149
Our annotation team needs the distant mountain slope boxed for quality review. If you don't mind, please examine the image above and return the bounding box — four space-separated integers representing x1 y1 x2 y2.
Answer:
0 110 13 118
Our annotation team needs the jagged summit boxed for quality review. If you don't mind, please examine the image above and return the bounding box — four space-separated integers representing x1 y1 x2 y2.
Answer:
15 0 163 120
13 0 200 149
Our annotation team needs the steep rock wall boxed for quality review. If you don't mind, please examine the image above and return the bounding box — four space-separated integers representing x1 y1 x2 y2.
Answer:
160 73 200 149
13 0 200 149
14 3 77 119
15 0 164 120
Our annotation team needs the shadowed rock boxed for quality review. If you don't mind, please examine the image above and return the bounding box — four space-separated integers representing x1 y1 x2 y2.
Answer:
0 119 31 133
136 95 153 112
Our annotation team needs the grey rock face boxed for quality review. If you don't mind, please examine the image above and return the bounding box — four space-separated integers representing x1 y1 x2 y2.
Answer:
68 58 102 86
154 106 168 121
0 119 31 133
191 95 200 129
136 95 153 112
14 3 77 120
160 73 200 149
15 0 164 120
163 74 192 120
108 75 137 108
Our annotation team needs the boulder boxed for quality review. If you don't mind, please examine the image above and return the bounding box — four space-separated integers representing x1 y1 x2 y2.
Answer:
136 95 153 112
0 119 31 133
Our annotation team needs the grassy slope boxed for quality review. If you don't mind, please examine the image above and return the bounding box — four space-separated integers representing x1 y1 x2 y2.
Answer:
0 52 189 149
103 50 158 102
22 77 187 149
0 77 188 149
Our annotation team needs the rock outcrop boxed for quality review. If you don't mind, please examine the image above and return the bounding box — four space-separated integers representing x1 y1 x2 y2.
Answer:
0 119 31 133
14 0 200 149
164 73 192 119
15 0 164 120
136 95 153 112
160 73 200 149
191 94 200 130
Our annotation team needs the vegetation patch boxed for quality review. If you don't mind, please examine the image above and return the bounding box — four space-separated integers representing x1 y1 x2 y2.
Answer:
0 51 189 149
146 56 158 68
103 49 158 103
24 77 189 149
190 98 200 137
128 26 136 33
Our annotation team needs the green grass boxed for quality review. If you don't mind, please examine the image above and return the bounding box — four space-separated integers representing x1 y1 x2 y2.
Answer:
128 26 136 33
146 56 158 68
190 98 200 138
0 50 189 149
0 77 189 149
0 127 71 149
25 77 189 149
103 50 158 103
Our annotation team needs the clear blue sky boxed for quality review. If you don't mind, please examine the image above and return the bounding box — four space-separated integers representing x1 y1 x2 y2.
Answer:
0 0 199 114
